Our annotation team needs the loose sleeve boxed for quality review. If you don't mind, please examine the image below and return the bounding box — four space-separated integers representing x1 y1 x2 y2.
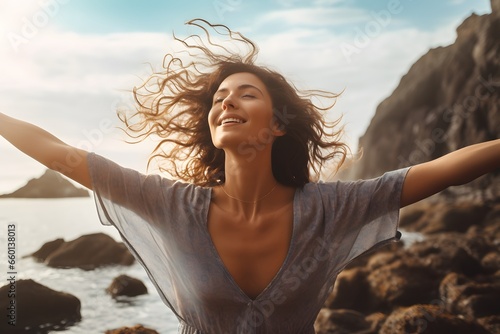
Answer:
86 153 212 318
87 152 170 228
317 167 411 269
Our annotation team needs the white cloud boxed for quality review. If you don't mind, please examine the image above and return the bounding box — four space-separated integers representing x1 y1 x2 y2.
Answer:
1 29 171 92
256 7 369 27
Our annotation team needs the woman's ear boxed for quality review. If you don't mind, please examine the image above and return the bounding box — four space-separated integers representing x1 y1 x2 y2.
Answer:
271 119 286 137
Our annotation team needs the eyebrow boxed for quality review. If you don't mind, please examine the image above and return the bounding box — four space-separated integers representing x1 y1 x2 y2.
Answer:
214 84 264 96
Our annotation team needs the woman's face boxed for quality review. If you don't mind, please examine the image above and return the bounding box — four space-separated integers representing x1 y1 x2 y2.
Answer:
208 72 282 153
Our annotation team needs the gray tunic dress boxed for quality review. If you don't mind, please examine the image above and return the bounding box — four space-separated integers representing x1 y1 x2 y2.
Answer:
88 152 410 334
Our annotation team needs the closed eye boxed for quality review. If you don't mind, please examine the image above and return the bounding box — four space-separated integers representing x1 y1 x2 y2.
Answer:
213 97 225 105
213 94 254 105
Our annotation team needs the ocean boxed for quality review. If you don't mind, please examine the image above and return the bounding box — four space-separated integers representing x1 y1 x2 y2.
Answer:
0 198 179 334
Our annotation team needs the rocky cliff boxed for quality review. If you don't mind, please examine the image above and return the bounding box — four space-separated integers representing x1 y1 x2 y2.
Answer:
345 0 499 202
314 4 500 332
0 169 89 198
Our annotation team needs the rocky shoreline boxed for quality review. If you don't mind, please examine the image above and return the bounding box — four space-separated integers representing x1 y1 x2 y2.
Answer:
315 200 500 333
0 233 148 334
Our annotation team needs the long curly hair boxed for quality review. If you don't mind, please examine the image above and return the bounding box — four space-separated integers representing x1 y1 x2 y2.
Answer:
120 19 349 187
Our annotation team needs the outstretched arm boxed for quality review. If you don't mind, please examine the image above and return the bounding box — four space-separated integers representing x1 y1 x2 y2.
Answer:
0 113 91 189
401 139 500 207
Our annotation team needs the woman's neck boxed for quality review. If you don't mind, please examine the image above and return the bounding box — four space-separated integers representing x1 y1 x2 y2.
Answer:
218 149 279 218
224 151 276 196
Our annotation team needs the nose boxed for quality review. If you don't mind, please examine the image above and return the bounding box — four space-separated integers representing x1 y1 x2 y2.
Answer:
222 94 236 110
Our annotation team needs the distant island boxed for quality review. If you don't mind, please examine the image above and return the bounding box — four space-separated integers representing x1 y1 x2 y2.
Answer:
0 169 89 198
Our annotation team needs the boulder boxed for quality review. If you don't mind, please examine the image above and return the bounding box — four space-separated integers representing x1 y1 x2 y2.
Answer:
365 250 402 271
314 308 375 334
475 203 500 242
379 304 490 334
400 201 491 234
406 233 486 277
106 275 148 298
481 251 500 274
105 324 160 334
365 312 388 333
324 267 377 313
28 238 65 262
477 315 500 334
0 279 81 333
439 272 500 318
30 233 135 270
367 258 440 309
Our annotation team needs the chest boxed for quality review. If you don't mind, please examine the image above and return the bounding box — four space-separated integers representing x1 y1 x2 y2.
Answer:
207 203 293 299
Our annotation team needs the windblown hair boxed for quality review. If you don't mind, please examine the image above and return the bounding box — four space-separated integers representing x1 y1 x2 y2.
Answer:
121 19 349 187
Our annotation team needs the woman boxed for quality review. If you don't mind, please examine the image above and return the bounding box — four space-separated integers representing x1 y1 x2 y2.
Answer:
1 20 499 333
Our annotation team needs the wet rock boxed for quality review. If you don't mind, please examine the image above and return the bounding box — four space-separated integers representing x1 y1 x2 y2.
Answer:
30 233 135 270
476 203 500 241
365 251 401 270
0 279 81 334
314 308 374 334
481 251 500 274
367 258 440 309
105 324 160 334
439 272 500 318
379 304 490 334
28 238 65 262
483 203 500 225
406 232 488 276
324 267 375 313
365 312 388 333
107 275 148 298
400 201 490 234
477 315 500 334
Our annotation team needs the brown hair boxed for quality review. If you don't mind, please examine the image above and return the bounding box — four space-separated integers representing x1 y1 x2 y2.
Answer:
120 19 349 187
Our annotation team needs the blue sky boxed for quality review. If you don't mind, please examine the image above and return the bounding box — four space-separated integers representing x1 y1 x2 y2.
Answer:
51 0 488 34
0 0 493 193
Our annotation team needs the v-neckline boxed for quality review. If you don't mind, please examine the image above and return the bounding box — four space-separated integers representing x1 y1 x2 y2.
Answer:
204 187 298 302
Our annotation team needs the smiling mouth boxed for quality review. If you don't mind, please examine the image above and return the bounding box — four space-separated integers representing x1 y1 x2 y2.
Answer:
219 117 246 125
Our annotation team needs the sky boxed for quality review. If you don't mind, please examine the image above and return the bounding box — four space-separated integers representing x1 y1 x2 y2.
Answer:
0 0 493 193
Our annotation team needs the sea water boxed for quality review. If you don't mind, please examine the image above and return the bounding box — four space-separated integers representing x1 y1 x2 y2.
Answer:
0 198 179 333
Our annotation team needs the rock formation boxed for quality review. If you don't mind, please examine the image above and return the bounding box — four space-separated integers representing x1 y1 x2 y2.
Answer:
0 279 81 333
30 233 135 270
379 304 490 334
317 227 499 333
342 0 500 203
315 1 500 333
0 169 89 198
107 274 148 298
105 324 160 334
